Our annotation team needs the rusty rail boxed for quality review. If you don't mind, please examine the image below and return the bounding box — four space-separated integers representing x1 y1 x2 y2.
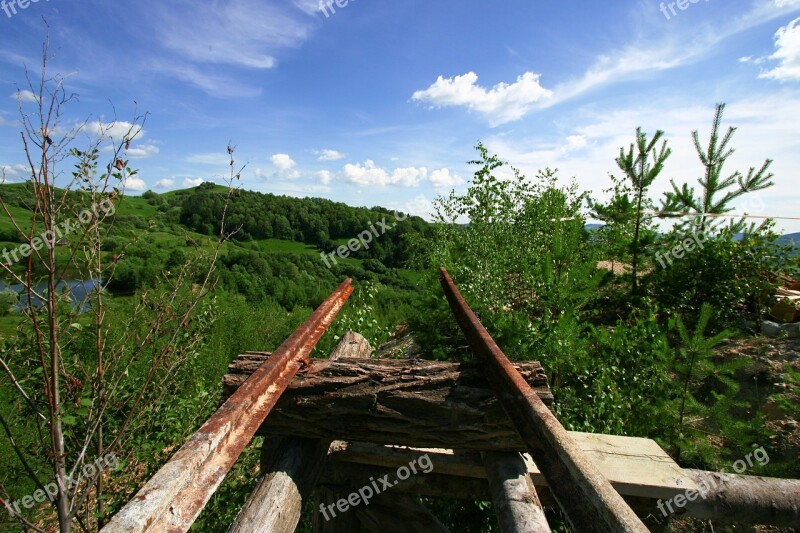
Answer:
439 268 648 532
102 279 354 533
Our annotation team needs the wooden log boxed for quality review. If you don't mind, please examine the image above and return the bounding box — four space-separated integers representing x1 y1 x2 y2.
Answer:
677 469 800 527
229 437 329 533
355 493 451 533
482 451 550 532
230 332 373 533
223 355 552 451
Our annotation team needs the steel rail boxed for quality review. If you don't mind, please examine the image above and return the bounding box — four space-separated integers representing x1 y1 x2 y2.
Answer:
439 267 648 532
102 279 354 533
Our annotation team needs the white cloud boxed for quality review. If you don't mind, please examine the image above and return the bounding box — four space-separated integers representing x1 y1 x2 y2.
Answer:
1 164 29 182
315 170 332 185
123 176 147 192
342 160 390 186
183 177 205 188
84 121 144 142
760 17 800 81
412 72 553 126
391 166 427 187
428 168 464 189
393 194 435 220
316 149 345 161
271 153 296 172
126 143 160 159
12 90 39 103
155 177 175 188
340 161 429 187
1 163 28 177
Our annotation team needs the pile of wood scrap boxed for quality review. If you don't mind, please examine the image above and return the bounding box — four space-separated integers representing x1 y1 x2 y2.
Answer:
771 281 800 323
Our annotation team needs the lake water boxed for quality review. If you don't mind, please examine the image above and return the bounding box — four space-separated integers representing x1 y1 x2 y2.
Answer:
0 279 102 312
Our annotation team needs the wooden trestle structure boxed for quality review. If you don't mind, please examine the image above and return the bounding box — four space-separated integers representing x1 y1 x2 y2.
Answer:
102 270 800 532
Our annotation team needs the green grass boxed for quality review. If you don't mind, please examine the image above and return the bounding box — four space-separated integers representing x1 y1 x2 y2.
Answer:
253 238 320 255
114 196 159 218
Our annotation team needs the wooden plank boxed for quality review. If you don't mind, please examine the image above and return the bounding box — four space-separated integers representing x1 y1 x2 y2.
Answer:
332 432 697 501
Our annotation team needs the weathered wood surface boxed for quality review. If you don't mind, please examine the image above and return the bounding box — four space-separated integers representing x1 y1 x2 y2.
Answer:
230 332 372 533
325 443 800 527
330 433 697 501
223 354 553 451
227 438 329 533
482 451 550 532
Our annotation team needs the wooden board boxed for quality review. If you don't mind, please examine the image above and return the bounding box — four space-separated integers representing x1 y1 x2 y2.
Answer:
333 432 697 501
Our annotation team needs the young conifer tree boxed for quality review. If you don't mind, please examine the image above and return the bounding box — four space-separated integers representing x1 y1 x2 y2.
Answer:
661 103 774 235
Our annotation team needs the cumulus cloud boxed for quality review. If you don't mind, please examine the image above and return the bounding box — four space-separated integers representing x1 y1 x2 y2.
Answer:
340 160 429 187
123 176 147 192
1 163 28 177
412 71 553 126
315 170 332 185
271 153 296 171
155 177 175 188
428 168 464 189
126 143 160 159
760 17 800 81
183 177 205 187
316 149 345 161
271 153 300 178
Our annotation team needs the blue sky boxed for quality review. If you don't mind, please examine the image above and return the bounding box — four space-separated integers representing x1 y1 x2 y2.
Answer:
1 0 799 232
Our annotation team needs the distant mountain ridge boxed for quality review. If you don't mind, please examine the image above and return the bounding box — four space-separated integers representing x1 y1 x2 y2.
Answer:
778 233 800 247
585 223 799 247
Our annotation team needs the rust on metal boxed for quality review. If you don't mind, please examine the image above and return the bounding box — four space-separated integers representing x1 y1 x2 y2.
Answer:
439 267 648 533
102 279 354 533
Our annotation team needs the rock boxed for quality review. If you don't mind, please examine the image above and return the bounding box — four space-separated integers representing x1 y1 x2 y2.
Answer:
781 323 800 339
762 321 783 337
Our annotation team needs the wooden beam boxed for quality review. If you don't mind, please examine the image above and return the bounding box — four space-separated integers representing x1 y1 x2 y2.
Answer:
230 332 373 533
223 355 552 451
331 433 697 501
482 451 550 532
